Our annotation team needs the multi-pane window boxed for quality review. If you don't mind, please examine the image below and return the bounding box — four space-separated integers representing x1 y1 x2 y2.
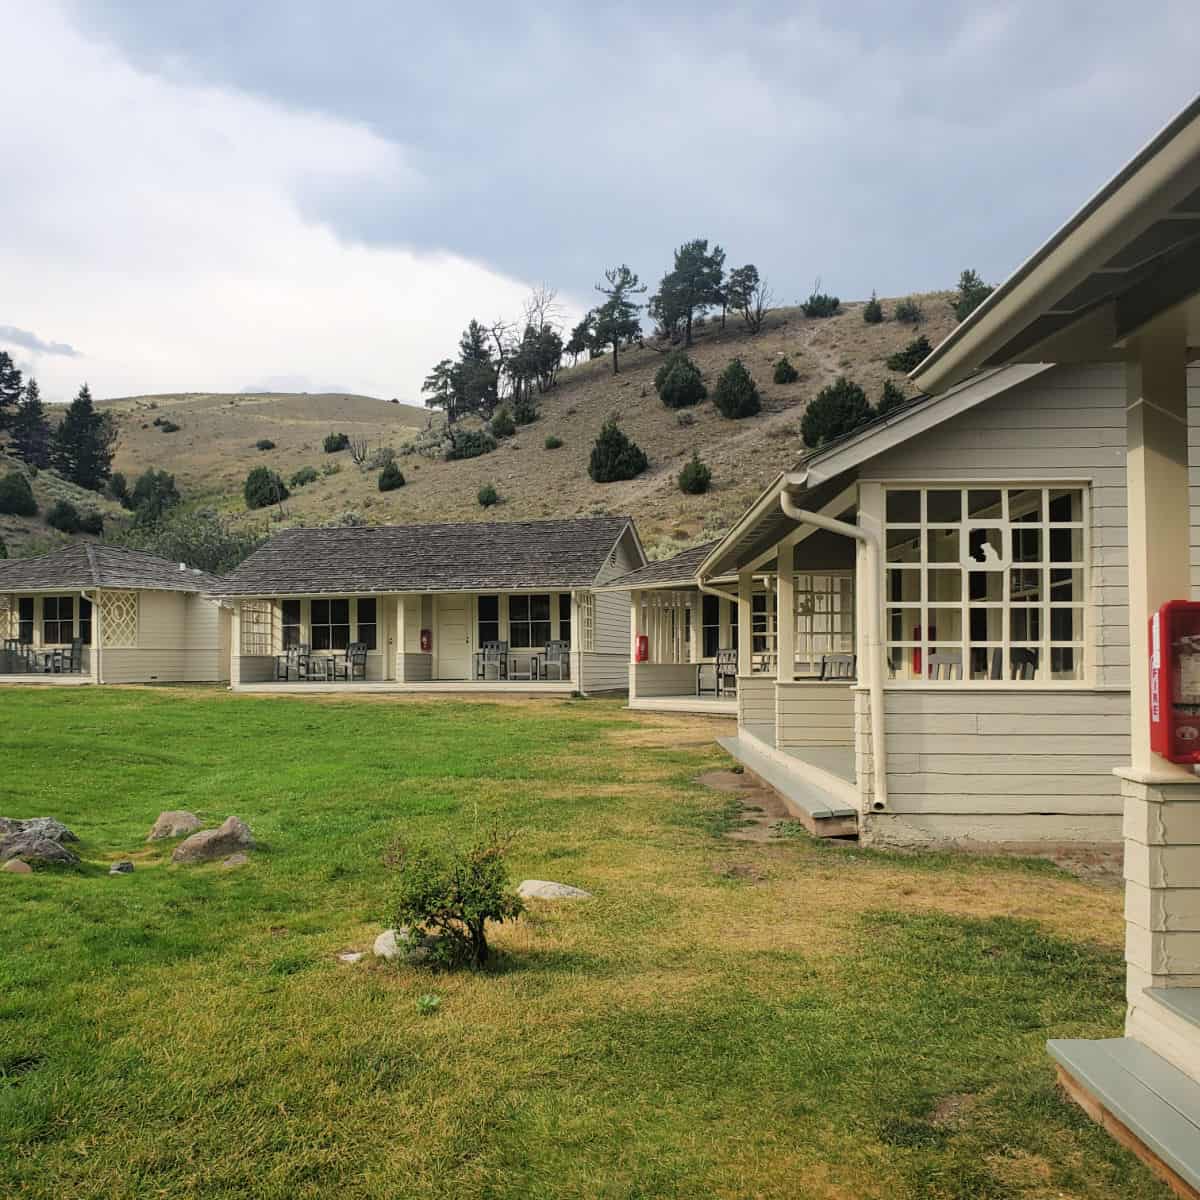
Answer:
240 600 273 655
43 596 74 644
478 595 500 644
751 590 777 673
79 597 92 646
281 599 302 648
18 597 34 645
702 594 721 658
883 485 1087 684
793 574 855 675
311 598 351 651
578 592 596 652
510 594 551 648
356 598 377 650
558 594 572 647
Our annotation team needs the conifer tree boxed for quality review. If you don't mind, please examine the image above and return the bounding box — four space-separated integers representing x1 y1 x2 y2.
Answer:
9 379 52 467
53 384 116 491
649 240 725 346
592 266 645 374
0 351 23 431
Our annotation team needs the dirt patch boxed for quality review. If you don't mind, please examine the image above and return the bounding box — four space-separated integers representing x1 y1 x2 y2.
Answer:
930 1092 979 1129
713 862 768 883
695 769 751 792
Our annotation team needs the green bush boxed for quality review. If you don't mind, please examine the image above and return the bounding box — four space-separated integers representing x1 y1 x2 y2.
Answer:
445 429 497 461
388 831 525 968
321 462 342 477
712 358 761 420
108 472 131 508
951 268 993 322
0 535 6 559
801 289 840 318
290 466 319 488
894 296 923 324
477 483 499 508
862 292 884 324
511 392 539 425
368 446 396 470
588 420 648 483
772 356 799 384
255 438 276 451
490 406 516 439
379 462 406 491
323 432 350 453
243 466 289 510
78 510 104 535
654 351 706 409
800 377 873 449
886 335 933 374
544 435 563 450
158 420 181 434
46 499 81 533
876 379 908 417
0 471 37 516
678 453 712 495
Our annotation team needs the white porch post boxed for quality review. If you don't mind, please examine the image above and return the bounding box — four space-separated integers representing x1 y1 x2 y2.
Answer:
776 532 799 683
230 602 242 688
90 591 101 685
395 594 406 683
737 571 753 676
629 589 640 702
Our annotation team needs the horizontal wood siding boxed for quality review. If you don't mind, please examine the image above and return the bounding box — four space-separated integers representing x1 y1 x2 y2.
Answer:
583 587 630 692
863 362 1129 689
401 652 432 682
99 590 224 683
633 663 696 697
737 675 774 728
775 682 855 749
234 655 274 683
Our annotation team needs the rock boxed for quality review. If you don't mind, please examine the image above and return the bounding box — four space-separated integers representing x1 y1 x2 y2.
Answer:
108 861 135 875
373 927 441 964
337 951 365 964
172 817 255 864
373 929 403 961
516 879 592 900
221 852 250 869
2 859 32 875
146 811 203 841
0 835 79 866
13 817 78 843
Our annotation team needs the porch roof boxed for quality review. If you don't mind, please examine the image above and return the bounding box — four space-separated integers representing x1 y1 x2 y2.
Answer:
0 543 220 594
213 517 639 597
599 540 721 591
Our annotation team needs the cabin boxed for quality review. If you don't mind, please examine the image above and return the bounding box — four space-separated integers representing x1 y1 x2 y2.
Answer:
0 543 228 685
213 517 642 694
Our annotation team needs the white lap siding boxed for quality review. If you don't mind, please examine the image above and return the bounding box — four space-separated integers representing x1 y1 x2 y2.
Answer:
737 675 775 743
100 590 226 683
632 663 697 696
581 587 630 692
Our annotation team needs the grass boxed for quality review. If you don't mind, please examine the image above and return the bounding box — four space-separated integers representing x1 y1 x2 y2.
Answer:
0 688 1169 1199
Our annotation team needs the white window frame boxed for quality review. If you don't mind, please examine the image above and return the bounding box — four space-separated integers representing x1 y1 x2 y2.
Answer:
240 600 274 656
750 584 777 674
793 572 855 676
881 483 1090 688
578 591 595 653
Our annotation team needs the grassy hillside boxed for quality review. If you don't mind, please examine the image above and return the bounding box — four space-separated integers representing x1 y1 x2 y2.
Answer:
2 296 957 559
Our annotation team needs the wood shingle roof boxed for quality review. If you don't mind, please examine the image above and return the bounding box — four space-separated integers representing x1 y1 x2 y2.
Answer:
0 544 221 593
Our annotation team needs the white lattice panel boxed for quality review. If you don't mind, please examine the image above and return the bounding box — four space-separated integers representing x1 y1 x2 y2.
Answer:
240 600 274 655
100 591 138 648
0 595 12 640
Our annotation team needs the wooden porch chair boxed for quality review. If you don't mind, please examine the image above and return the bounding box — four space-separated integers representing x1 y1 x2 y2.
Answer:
715 649 739 697
926 651 963 680
331 642 369 682
478 640 509 681
275 643 310 681
58 638 83 674
820 653 856 680
541 640 570 681
1010 648 1039 680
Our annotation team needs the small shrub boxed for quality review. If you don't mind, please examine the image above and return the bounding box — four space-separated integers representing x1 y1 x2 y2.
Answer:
886 335 933 374
478 483 499 508
588 420 648 483
417 993 441 1016
511 392 538 425
801 377 873 448
676 410 695 428
490 407 516 439
255 438 276 451
323 432 350 453
78 511 104 535
544 435 563 450
290 465 319 488
712 358 761 420
0 471 37 516
894 296 923 324
368 445 396 470
333 511 365 527
445 429 496 461
654 351 706 410
152 416 164 426
678 453 712 495
877 379 908 417
801 288 840 318
321 462 342 477
951 268 994 322
862 292 884 324
159 420 181 433
388 831 525 968
379 462 406 491
46 499 81 533
772 356 799 384
108 472 131 508
243 466 289 510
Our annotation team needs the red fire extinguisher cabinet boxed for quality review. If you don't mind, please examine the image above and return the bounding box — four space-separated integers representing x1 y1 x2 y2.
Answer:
1149 599 1200 764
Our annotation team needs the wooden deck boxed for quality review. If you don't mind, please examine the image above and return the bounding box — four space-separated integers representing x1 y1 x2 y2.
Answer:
628 695 737 716
233 679 577 695
0 673 91 686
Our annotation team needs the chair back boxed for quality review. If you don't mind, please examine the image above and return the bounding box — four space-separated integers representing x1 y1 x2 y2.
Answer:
926 651 963 681
66 638 83 673
482 640 508 654
821 653 856 680
3 637 20 652
348 642 369 666
1010 648 1038 680
544 640 568 665
716 649 738 672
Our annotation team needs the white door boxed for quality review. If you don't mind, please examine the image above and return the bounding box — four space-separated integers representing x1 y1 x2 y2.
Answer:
435 594 471 680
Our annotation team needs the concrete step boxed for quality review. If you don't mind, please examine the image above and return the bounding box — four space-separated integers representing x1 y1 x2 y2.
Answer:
1147 989 1200 1034
1048 1036 1200 1197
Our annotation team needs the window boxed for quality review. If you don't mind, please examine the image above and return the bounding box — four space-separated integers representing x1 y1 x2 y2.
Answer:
751 589 777 672
578 592 595 652
311 598 350 651
793 575 855 674
702 594 721 658
356 598 377 650
239 600 272 655
884 485 1087 684
281 599 301 649
43 596 74 644
478 595 500 645
558 593 572 647
510 594 551 648
18 597 33 645
79 596 92 646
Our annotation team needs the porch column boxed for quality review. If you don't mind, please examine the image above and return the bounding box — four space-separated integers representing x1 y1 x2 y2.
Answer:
628 589 640 701
90 591 101 685
776 531 800 682
395 594 406 683
737 571 752 675
230 602 242 688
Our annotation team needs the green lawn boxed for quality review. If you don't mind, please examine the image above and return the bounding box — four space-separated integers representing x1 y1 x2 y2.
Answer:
0 688 1168 1199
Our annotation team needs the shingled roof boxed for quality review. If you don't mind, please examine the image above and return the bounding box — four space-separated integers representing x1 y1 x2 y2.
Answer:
0 544 221 593
601 540 719 590
214 517 638 596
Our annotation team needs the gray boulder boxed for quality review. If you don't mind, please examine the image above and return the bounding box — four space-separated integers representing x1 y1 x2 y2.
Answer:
373 927 441 964
109 861 135 875
517 879 592 900
0 835 79 866
172 817 255 864
147 811 203 841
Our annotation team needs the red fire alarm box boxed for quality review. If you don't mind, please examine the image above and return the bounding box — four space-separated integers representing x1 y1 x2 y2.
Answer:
420 628 432 654
1149 600 1200 763
635 634 648 663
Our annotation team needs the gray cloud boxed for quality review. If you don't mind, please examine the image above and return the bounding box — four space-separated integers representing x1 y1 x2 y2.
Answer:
0 324 81 357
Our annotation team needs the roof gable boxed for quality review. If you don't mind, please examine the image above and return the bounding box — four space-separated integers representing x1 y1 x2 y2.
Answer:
0 544 221 593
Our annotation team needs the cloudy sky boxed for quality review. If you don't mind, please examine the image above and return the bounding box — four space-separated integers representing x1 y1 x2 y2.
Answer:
3 2 1197 403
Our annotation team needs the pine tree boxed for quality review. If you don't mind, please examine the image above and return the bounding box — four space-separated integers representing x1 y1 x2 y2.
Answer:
9 379 52 467
951 269 993 322
0 351 23 431
649 240 725 346
862 292 884 324
877 379 908 416
593 266 645 374
588 419 648 482
712 359 761 420
53 384 116 491
800 377 872 448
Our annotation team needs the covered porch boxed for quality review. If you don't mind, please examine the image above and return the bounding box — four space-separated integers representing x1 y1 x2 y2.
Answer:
1 591 94 684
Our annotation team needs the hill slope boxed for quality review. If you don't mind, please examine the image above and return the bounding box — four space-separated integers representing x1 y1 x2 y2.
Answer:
2 296 956 559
